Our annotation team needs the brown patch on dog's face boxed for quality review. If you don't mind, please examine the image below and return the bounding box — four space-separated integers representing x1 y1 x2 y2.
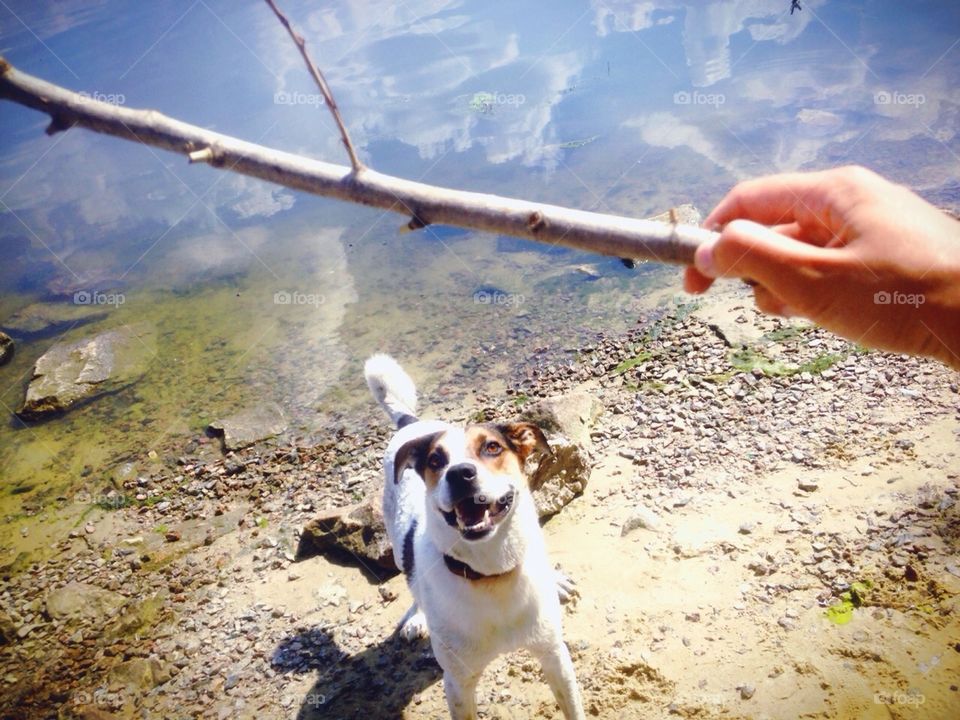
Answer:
464 425 525 477
394 431 446 485
420 435 450 489
494 422 550 463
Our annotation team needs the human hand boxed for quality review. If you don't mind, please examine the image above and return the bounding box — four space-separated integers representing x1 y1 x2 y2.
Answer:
684 166 960 369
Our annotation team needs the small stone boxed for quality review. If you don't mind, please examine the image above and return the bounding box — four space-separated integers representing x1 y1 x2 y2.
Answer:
621 507 660 536
685 612 701 622
378 585 398 602
164 530 181 542
797 479 819 492
738 522 756 535
904 565 919 582
778 617 796 631
739 684 756 700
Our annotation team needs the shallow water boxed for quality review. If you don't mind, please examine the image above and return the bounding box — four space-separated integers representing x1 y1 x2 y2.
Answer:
1 0 958 565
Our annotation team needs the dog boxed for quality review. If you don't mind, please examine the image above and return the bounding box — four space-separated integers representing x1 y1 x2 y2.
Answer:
364 354 585 720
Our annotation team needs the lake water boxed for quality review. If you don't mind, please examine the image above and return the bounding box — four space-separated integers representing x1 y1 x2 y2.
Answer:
1 0 958 563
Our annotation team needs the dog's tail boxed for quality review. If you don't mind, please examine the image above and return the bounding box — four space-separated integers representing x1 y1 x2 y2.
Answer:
364 354 419 429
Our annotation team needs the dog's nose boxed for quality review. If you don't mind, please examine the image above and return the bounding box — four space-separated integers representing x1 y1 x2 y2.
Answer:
446 463 478 501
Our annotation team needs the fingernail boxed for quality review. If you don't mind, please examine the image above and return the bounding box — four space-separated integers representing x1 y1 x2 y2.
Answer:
694 242 717 278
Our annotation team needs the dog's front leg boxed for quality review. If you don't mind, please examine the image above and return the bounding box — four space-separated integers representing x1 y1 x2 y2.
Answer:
531 641 585 720
434 645 481 720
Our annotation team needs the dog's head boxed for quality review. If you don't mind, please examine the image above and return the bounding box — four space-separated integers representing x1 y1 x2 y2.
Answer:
394 422 549 542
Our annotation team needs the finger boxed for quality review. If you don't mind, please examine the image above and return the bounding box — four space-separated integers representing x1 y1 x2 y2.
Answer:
705 170 841 231
752 284 796 318
698 220 834 308
771 222 802 240
683 266 715 294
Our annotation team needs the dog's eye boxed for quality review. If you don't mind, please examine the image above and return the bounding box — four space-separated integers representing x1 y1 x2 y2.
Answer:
482 441 503 456
427 451 446 470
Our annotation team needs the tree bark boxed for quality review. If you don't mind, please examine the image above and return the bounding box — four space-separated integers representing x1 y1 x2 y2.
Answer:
0 57 716 265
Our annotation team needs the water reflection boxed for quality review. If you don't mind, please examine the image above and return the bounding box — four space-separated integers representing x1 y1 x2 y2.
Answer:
0 0 958 561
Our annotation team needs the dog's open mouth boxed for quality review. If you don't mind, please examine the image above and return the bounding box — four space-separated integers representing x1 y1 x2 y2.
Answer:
442 490 515 540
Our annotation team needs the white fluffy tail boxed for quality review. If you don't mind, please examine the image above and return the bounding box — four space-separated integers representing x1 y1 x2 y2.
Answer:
364 354 418 428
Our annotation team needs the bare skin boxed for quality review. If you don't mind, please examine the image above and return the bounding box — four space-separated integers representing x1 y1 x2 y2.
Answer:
683 166 960 370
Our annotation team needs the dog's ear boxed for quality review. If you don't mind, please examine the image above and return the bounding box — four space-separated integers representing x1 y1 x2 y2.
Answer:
393 431 444 484
498 422 551 463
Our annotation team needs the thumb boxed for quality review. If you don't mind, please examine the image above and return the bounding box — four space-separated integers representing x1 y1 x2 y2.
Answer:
696 219 831 293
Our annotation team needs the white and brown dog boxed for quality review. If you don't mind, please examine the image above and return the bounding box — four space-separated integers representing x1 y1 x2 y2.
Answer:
364 354 585 720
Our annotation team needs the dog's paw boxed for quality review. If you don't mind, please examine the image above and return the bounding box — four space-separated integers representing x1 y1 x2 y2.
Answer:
555 568 579 604
399 610 429 641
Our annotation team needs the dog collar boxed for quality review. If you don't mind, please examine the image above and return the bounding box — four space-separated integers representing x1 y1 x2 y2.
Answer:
443 554 514 581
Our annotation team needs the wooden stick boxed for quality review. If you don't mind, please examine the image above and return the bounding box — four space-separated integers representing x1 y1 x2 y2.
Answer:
263 0 363 173
0 57 716 265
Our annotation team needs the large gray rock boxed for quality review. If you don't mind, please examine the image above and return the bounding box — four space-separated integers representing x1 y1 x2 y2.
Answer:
45 582 127 623
522 390 602 448
208 401 288 450
530 434 590 519
0 331 13 366
1 301 109 340
17 323 156 421
298 497 395 572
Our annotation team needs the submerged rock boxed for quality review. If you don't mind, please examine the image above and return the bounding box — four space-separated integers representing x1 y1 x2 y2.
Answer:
1 301 109 340
208 401 288 451
17 324 156 421
0 331 13 366
45 582 127 623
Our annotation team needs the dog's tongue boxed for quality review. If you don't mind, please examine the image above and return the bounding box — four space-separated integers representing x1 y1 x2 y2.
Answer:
456 499 488 527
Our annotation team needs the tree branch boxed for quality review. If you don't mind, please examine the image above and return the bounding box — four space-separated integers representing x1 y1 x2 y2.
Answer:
263 0 363 173
0 57 716 265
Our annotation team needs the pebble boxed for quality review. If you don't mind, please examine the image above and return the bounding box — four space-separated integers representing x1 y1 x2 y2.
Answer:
738 522 756 535
797 480 819 492
621 507 660 535
739 684 756 700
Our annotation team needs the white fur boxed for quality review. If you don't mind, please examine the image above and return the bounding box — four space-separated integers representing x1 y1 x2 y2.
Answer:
364 353 418 427
366 355 584 720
